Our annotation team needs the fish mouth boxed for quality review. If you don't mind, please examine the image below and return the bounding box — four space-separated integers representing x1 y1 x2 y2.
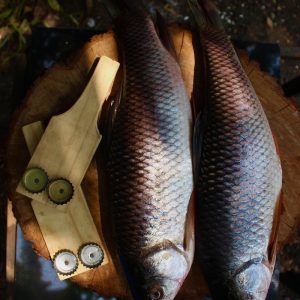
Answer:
129 240 190 299
229 257 272 300
140 240 190 282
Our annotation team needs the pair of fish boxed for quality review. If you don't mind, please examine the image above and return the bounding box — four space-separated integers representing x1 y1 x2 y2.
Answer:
105 0 282 299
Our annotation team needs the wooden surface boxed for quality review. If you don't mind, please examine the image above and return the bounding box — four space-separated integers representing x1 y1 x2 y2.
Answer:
6 201 16 300
6 31 131 299
22 121 110 279
5 26 300 299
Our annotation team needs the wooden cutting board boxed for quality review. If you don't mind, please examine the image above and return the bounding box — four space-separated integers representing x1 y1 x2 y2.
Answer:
6 26 300 299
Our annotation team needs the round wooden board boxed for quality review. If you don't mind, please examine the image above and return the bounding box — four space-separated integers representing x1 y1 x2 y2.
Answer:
6 26 300 299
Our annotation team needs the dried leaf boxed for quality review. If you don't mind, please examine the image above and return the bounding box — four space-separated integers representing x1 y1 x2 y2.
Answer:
47 0 61 12
43 13 59 27
267 17 273 29
0 30 11 49
68 14 79 26
19 19 31 35
24 5 34 14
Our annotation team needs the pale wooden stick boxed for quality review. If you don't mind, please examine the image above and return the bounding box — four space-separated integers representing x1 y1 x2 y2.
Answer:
20 84 113 280
6 200 16 299
17 56 120 204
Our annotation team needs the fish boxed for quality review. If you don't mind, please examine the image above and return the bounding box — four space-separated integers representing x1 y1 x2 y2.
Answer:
189 0 283 299
105 2 194 299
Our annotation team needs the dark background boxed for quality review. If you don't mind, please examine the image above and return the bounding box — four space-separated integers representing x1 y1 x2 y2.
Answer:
0 1 300 299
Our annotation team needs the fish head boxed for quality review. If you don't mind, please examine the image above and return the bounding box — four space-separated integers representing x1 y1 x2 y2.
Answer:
129 245 189 300
229 261 272 300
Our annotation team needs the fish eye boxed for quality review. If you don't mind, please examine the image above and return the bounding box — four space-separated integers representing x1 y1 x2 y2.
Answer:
148 286 164 300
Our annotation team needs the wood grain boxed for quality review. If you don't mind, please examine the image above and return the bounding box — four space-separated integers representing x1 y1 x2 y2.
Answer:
22 121 110 279
6 27 300 299
6 200 16 297
17 56 120 205
7 31 131 299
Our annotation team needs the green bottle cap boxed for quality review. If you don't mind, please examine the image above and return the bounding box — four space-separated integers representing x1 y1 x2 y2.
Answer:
22 168 48 193
47 179 73 204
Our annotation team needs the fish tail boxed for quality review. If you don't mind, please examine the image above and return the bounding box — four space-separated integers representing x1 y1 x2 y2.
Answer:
188 0 223 30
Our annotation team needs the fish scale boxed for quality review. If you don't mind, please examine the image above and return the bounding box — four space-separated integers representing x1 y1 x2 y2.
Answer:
195 26 282 299
108 10 193 264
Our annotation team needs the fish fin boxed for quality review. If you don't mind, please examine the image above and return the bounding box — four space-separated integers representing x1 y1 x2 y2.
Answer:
98 83 123 155
193 112 205 178
188 0 223 30
267 191 283 269
191 28 208 176
271 129 281 160
266 130 282 268
191 25 210 117
155 11 178 60
190 30 201 119
183 191 195 268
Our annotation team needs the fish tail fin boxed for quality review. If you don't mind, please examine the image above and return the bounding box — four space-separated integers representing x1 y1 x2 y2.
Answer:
188 0 223 30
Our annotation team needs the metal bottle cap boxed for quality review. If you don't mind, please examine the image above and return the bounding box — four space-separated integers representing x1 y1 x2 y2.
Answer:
53 250 78 275
47 179 73 204
79 243 104 268
22 167 48 193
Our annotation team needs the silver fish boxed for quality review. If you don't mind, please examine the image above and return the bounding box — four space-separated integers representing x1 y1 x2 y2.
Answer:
189 0 282 299
106 3 194 299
